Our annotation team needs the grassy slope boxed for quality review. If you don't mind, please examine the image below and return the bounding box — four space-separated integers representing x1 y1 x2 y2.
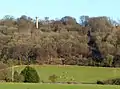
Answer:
0 83 120 89
14 65 120 83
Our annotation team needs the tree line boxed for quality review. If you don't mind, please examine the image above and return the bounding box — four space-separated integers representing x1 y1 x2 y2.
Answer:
0 15 120 67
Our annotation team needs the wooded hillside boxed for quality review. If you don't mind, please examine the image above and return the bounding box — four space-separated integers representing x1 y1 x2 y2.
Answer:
0 15 120 67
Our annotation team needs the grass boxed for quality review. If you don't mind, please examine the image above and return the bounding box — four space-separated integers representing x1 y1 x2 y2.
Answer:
1 65 120 89
0 83 119 89
13 65 120 83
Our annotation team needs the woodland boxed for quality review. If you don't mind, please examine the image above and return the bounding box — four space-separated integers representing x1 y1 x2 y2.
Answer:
0 15 120 67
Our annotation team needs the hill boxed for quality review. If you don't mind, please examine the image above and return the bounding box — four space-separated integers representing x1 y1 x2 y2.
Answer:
0 15 120 67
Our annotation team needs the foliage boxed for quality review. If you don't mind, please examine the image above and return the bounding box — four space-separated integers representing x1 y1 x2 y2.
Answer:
104 54 114 67
0 15 120 67
13 71 19 82
0 62 12 82
48 74 58 83
98 78 120 85
103 78 120 85
97 80 104 85
13 71 24 82
20 66 40 83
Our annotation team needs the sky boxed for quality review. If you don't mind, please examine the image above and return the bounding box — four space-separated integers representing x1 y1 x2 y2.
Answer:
0 0 120 22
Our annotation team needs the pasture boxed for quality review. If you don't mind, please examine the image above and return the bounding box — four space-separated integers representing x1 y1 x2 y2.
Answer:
14 65 120 83
0 83 120 89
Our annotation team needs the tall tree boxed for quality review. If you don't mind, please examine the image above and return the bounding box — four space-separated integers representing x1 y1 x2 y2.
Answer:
79 15 89 26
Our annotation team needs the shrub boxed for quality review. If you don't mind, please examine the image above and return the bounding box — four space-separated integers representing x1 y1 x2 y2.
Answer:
5 77 12 82
0 62 12 82
104 54 113 67
48 74 58 83
97 80 104 85
112 78 120 85
104 78 120 85
13 71 19 82
18 74 25 82
20 66 40 83
13 71 24 82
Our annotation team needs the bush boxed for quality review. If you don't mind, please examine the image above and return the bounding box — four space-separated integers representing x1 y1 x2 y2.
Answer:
112 78 120 85
104 54 113 67
97 80 104 85
48 74 58 83
104 78 120 85
13 71 24 82
0 62 12 82
20 66 40 83
18 74 25 82
13 71 19 82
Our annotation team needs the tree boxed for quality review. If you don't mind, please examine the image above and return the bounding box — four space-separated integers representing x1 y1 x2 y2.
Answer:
105 54 113 67
44 17 49 21
20 66 40 83
3 15 14 20
61 16 77 25
17 15 34 32
0 62 12 82
13 71 20 82
87 16 113 32
79 15 89 26
1 15 16 27
13 71 24 82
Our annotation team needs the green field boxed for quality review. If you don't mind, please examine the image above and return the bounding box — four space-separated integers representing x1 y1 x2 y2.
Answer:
14 65 120 83
1 65 120 89
0 83 119 89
